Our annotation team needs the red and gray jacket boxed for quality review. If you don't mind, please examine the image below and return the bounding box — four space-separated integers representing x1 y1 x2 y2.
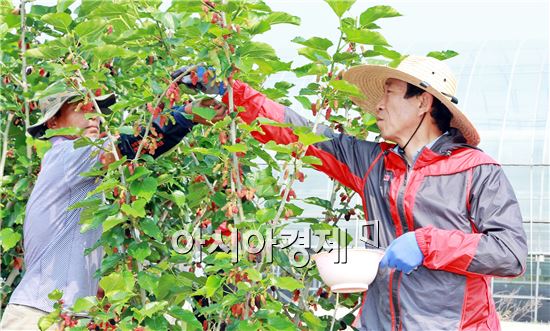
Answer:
222 81 528 330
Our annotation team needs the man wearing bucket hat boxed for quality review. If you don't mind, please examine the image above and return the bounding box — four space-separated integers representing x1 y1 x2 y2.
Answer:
174 56 527 330
1 89 227 330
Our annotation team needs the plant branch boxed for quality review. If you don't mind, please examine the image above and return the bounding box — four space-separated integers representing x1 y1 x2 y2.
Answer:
219 5 245 224
68 47 152 305
183 139 215 194
0 113 14 192
330 293 340 331
325 181 340 222
275 25 347 226
133 66 198 161
20 0 32 175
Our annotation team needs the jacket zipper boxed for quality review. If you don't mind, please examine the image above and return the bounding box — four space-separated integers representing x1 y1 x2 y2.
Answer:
391 153 412 331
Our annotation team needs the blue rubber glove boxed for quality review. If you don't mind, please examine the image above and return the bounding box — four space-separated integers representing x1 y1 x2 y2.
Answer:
171 65 226 95
379 232 424 274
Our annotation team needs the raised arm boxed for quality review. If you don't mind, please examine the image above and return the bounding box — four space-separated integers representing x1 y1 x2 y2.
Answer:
222 80 381 193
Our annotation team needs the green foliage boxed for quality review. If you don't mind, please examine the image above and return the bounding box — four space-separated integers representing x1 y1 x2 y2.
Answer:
0 1 456 329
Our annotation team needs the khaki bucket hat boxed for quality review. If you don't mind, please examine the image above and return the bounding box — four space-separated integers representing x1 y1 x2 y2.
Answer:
343 55 480 146
27 89 116 139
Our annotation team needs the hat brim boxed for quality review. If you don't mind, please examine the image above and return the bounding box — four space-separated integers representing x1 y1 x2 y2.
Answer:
28 93 116 139
343 65 480 146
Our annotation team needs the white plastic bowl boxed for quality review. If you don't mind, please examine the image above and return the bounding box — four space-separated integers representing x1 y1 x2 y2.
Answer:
313 248 384 293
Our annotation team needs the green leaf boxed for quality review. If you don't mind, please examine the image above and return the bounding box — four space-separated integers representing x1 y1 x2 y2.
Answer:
121 199 146 218
33 80 67 100
13 178 30 195
205 275 223 298
291 36 333 51
0 228 22 250
88 1 130 16
267 315 295 330
343 27 389 46
264 12 301 26
144 315 169 330
302 155 323 165
294 96 312 111
167 306 202 331
43 127 82 139
192 107 216 121
256 208 277 223
99 271 135 301
38 311 59 331
141 218 163 241
301 311 326 330
73 296 97 313
126 166 151 182
42 12 72 32
48 289 63 301
324 0 356 17
102 214 126 233
304 197 333 210
294 127 329 146
244 268 262 282
130 177 158 201
359 5 402 26
364 45 402 60
211 191 227 207
285 203 304 217
274 276 303 291
329 80 363 97
132 301 168 323
171 190 186 207
257 118 293 128
264 141 294 154
250 12 301 34
57 0 75 13
128 242 151 262
74 18 106 39
238 41 278 60
24 47 45 59
223 144 248 153
427 50 459 60
297 47 331 62
92 45 134 62
293 63 328 77
137 272 159 294
187 182 209 209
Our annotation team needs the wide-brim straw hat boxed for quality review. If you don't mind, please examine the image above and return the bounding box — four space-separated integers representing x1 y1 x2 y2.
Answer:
343 55 480 146
28 89 116 139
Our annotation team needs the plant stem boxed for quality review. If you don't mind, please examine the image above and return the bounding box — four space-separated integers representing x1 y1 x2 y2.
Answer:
184 139 215 194
271 28 345 225
158 201 173 226
20 0 32 175
330 293 340 331
219 4 245 224
227 86 245 224
0 112 14 297
70 51 151 305
272 106 324 225
134 66 198 161
0 113 14 192
325 182 340 222
329 30 344 76
333 191 356 226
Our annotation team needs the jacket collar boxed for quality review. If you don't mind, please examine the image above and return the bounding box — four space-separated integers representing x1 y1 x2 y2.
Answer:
385 128 478 170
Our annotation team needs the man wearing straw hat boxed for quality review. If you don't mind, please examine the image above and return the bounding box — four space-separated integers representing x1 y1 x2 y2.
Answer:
175 55 527 330
1 89 226 330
